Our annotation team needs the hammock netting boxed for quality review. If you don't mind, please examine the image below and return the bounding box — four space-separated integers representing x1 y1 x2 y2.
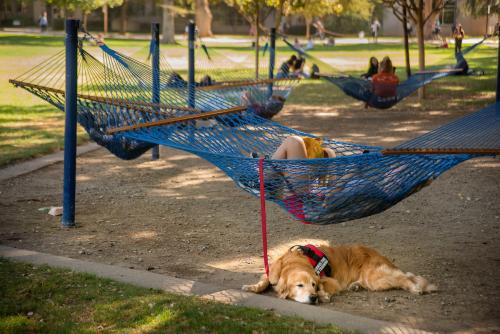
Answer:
9 38 499 225
283 38 488 109
143 38 300 116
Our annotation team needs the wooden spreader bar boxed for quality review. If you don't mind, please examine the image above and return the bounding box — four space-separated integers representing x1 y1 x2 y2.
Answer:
197 77 297 91
382 148 500 155
107 105 247 134
9 79 201 113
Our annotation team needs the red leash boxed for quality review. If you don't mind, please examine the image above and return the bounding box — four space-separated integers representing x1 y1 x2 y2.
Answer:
258 158 269 277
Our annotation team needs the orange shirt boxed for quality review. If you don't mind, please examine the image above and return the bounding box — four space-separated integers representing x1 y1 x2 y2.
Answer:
372 72 399 97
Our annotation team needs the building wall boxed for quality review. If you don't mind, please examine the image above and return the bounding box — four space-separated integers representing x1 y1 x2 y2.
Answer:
382 0 497 37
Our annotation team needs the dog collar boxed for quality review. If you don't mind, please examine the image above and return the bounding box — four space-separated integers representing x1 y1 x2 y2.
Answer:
294 244 332 277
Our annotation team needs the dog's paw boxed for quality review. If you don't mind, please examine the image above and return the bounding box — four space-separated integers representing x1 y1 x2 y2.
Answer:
348 282 362 292
318 291 332 303
242 284 256 292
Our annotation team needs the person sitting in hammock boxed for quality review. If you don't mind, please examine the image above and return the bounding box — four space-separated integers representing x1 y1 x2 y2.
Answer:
251 136 336 160
277 55 297 79
242 91 286 120
199 74 214 86
291 56 306 77
370 56 399 103
361 57 379 79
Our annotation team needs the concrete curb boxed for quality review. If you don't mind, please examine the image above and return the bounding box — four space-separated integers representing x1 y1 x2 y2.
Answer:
0 245 433 334
0 143 100 182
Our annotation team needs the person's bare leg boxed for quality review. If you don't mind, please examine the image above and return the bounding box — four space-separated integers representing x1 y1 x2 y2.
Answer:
271 136 308 160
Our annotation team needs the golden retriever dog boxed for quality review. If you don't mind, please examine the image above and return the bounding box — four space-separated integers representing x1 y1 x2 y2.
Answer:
242 244 436 304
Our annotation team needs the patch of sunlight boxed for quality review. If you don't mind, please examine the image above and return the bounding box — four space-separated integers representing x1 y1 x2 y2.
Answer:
313 111 340 117
130 230 158 240
76 175 92 181
346 132 367 138
439 85 465 91
136 162 176 171
392 125 422 132
471 160 500 168
428 111 451 116
379 136 406 143
168 169 227 187
149 189 182 197
73 234 97 242
133 309 176 333
207 238 329 272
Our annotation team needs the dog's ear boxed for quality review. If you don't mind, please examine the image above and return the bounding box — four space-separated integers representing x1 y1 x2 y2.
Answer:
274 276 289 299
269 256 283 285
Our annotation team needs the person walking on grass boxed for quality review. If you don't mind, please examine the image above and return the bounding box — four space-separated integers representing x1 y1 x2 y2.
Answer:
371 19 381 44
453 24 465 54
39 11 48 33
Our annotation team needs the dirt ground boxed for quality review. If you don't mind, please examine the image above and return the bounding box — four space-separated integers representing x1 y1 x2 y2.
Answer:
1 99 499 333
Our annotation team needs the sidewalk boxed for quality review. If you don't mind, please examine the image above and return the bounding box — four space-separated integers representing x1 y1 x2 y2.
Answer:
0 245 433 334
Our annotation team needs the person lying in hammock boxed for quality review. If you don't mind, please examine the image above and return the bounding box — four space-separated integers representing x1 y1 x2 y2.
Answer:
241 91 286 120
251 135 336 159
453 52 483 76
361 57 379 79
277 55 297 79
369 56 399 104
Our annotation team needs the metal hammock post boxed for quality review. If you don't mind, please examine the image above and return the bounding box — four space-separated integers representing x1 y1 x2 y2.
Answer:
188 22 196 108
497 24 500 102
267 27 276 98
61 19 79 227
151 22 160 160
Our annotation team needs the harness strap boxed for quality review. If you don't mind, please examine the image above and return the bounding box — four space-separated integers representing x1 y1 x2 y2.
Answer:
297 244 332 277
258 158 269 277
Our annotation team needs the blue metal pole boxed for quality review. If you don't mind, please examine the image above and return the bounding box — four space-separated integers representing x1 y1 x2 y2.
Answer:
188 22 195 108
151 22 160 160
61 19 79 227
497 26 500 102
268 28 276 98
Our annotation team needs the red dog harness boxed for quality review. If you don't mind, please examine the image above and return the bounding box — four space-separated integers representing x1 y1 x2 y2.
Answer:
294 244 332 277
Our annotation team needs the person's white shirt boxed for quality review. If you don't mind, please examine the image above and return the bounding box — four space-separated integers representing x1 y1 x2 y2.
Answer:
305 39 314 50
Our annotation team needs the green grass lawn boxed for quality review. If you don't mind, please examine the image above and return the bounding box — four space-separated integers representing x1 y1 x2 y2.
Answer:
0 33 497 167
0 258 350 334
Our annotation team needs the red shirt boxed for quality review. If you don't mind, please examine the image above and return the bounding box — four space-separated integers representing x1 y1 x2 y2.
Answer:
372 72 399 97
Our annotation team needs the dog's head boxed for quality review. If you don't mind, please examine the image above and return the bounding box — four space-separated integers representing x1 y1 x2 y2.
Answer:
270 250 320 304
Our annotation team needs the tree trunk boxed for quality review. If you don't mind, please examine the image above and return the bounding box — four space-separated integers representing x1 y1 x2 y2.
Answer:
274 0 285 29
103 4 108 34
120 0 128 35
195 0 213 37
161 0 175 44
403 6 411 78
305 17 311 39
416 11 426 99
83 13 88 29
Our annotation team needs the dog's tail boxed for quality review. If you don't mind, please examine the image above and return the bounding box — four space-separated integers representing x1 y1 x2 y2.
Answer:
242 275 270 294
406 272 438 294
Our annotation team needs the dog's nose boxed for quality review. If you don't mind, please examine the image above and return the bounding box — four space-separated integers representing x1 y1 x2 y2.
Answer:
309 295 318 303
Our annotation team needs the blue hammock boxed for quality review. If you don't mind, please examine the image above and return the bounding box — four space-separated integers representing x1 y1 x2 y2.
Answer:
284 38 487 109
9 43 499 225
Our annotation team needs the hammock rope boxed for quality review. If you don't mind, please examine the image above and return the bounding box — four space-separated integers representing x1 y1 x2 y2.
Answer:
10 40 499 225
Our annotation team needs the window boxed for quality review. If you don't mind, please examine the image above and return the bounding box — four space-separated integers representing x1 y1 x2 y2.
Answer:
442 0 456 25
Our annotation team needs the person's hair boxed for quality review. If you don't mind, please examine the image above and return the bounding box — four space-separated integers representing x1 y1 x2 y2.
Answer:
369 56 378 67
287 55 297 65
379 56 393 74
293 57 305 70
